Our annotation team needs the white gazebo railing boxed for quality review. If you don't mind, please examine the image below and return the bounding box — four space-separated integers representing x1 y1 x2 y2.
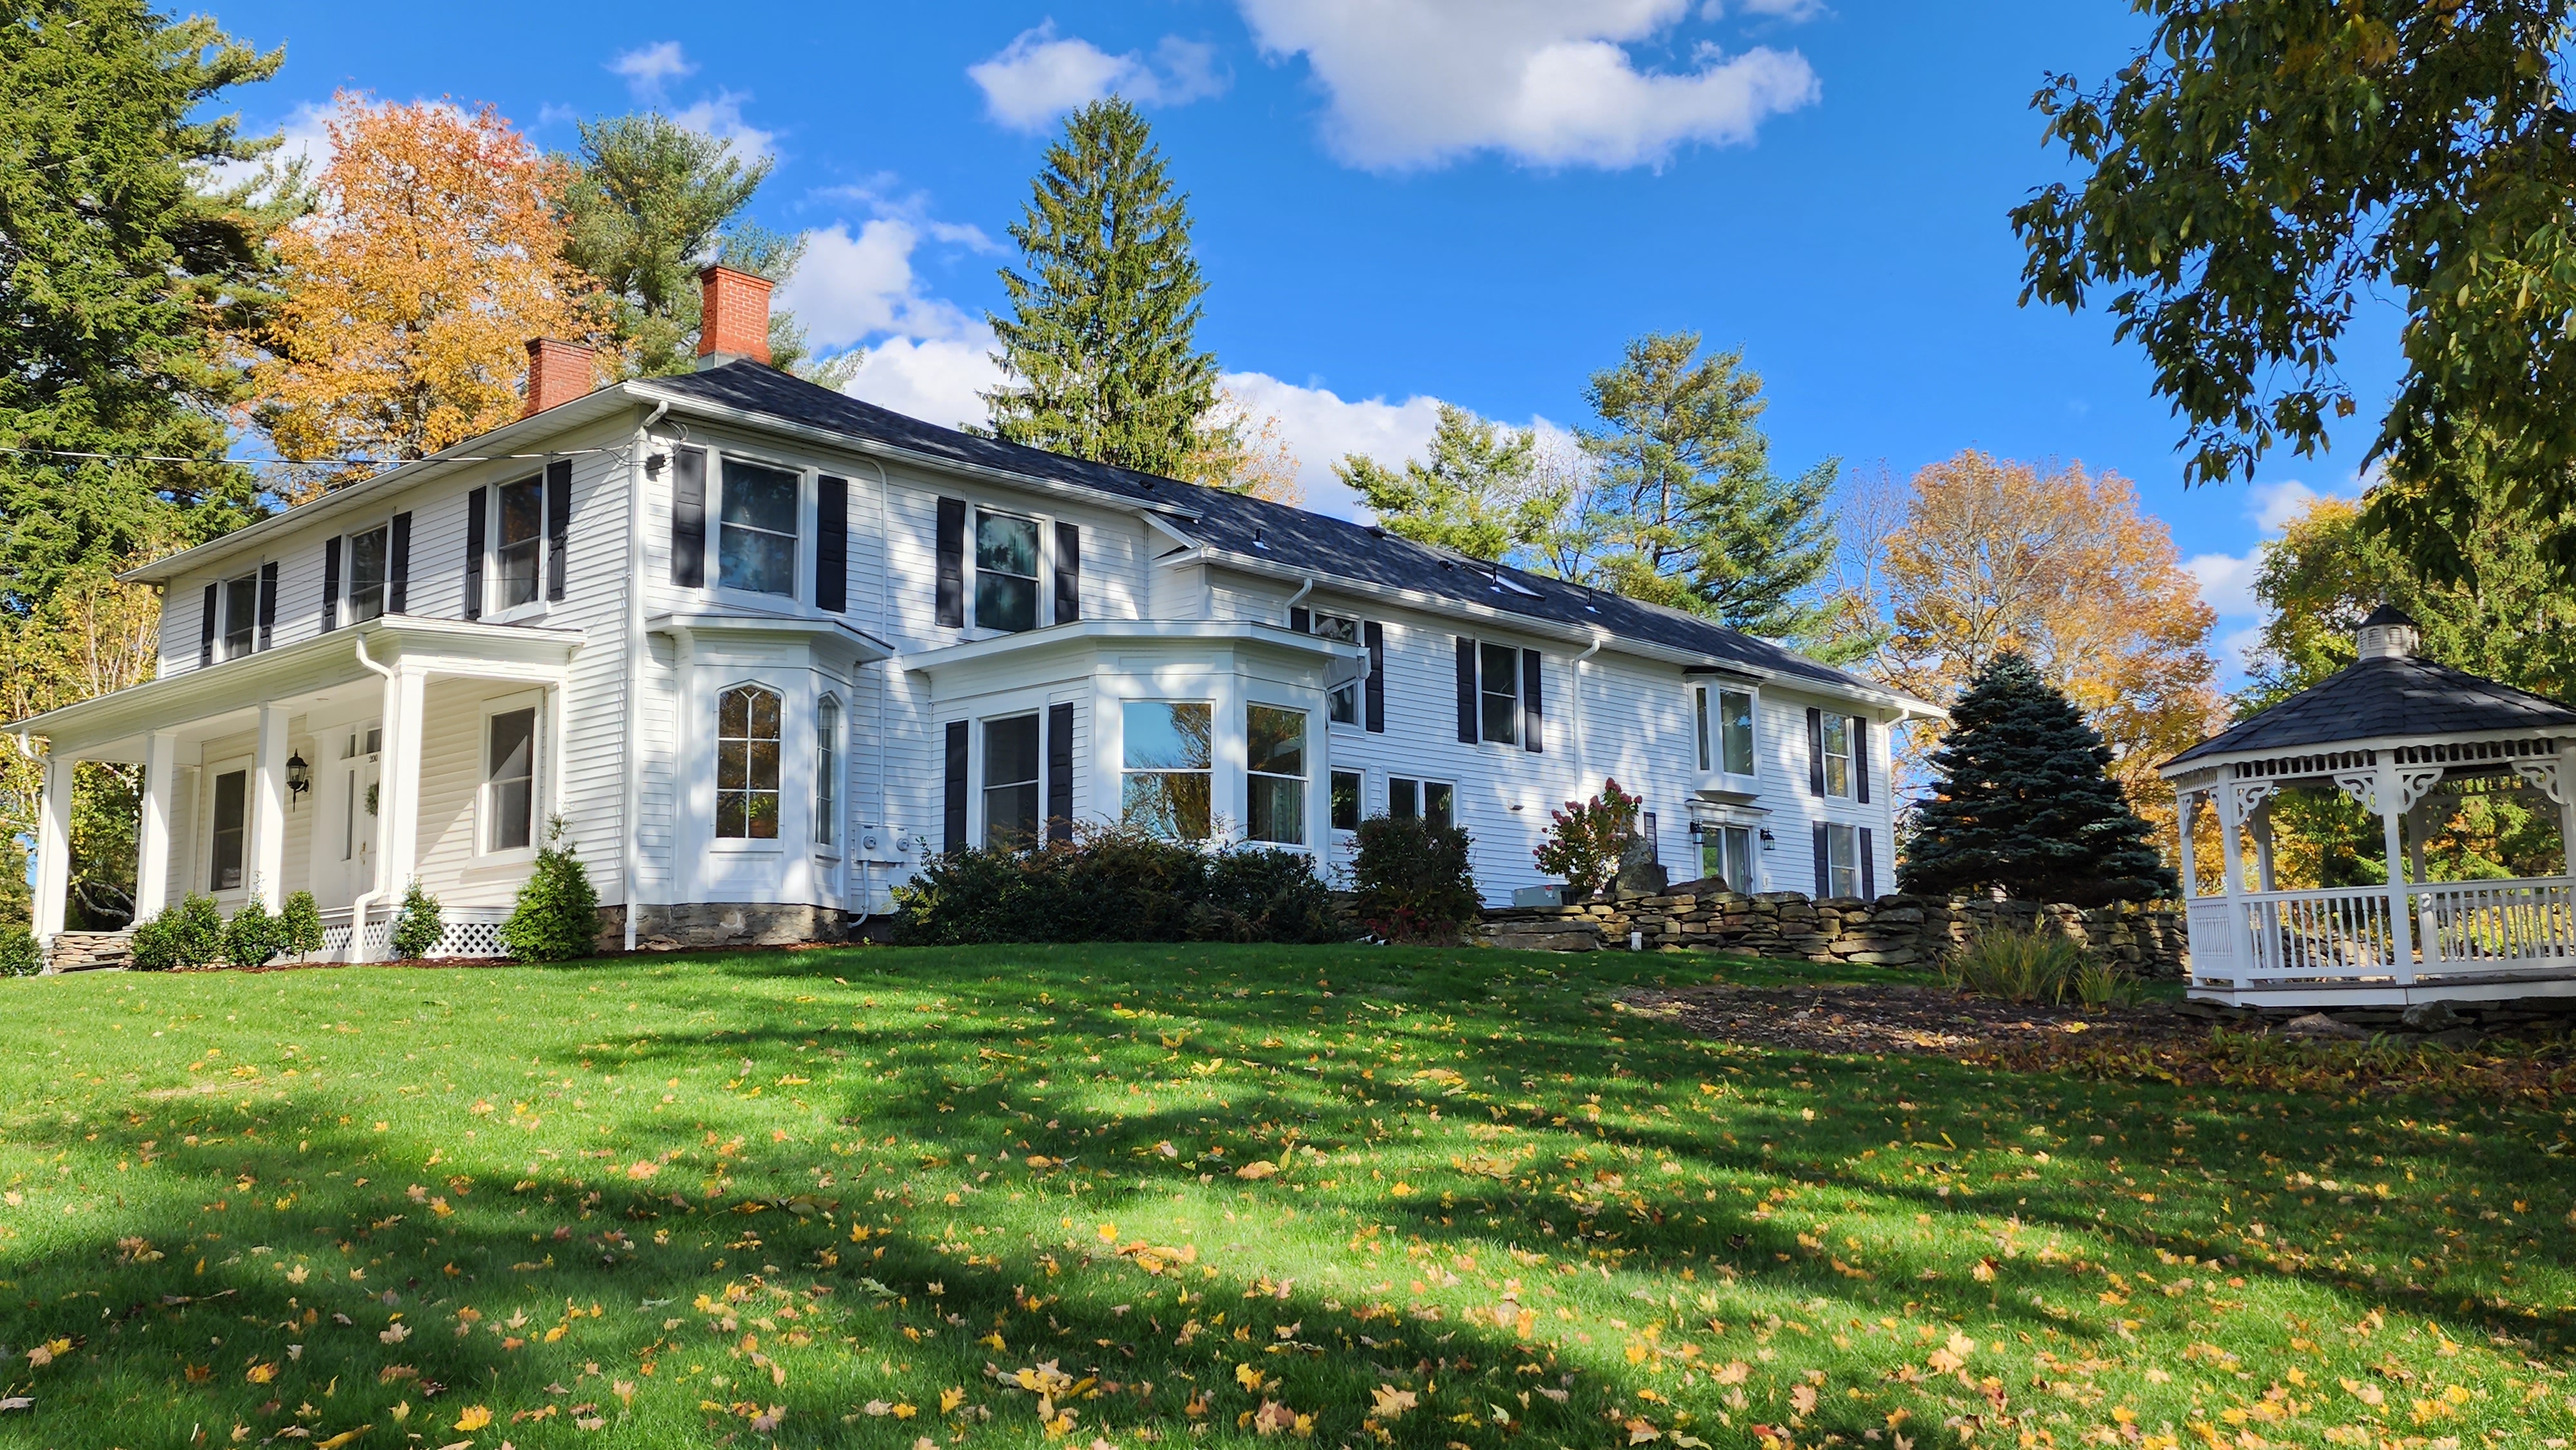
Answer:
2411 877 2576 968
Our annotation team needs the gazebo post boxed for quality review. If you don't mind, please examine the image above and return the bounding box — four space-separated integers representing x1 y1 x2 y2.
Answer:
2174 790 2197 901
2251 798 2277 891
2216 780 2256 974
2376 762 2415 985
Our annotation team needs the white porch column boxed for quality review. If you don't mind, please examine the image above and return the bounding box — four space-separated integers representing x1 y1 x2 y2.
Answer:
135 731 177 920
2173 789 2197 901
251 704 290 909
32 753 72 944
379 668 428 913
2378 763 2415 984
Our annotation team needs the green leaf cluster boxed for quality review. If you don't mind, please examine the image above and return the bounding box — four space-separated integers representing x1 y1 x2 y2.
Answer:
1334 405 1562 563
1901 652 2175 907
2012 0 2576 586
982 99 1222 478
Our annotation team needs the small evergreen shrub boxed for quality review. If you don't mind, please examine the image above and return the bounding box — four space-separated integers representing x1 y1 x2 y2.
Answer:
1350 815 1481 943
0 927 39 977
221 895 278 966
389 880 444 959
1940 923 2091 1004
500 817 602 962
131 894 223 971
893 826 1352 946
276 891 325 961
1533 778 1640 900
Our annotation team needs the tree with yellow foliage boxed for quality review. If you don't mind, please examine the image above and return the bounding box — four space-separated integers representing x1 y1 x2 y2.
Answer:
1830 450 2221 873
246 95 598 493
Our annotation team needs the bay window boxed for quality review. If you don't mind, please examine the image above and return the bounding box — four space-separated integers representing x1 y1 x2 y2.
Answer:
816 695 841 847
985 713 1041 847
716 684 782 839
1312 614 1361 724
1121 701 1211 840
1246 704 1307 846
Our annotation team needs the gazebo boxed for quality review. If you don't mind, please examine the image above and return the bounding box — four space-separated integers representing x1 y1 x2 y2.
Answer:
2160 606 2576 1006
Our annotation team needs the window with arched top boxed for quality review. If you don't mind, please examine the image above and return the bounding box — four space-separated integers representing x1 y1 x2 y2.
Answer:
717 684 782 839
815 695 841 847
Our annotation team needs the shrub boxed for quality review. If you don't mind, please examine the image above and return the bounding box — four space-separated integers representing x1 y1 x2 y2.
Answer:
501 817 602 962
1941 923 2096 1004
0 927 39 977
1351 814 1481 943
389 880 444 959
1533 778 1641 900
276 891 325 961
131 894 223 971
892 826 1352 946
221 896 278 966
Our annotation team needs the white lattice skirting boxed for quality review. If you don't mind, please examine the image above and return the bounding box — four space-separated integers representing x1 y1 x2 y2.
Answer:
317 906 511 959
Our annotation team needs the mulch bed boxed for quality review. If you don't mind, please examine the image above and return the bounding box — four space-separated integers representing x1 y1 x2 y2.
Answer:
1619 983 2206 1059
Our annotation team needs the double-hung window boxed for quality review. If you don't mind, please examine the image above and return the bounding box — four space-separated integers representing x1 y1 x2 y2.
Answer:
1389 777 1454 830
345 525 390 623
1329 769 1362 832
815 697 841 848
1478 641 1519 746
209 769 248 890
716 685 783 839
1121 701 1211 840
719 460 800 598
1312 614 1361 725
976 511 1039 632
495 476 545 609
984 713 1041 847
485 705 537 852
1695 686 1756 777
1246 705 1307 846
221 573 258 660
1823 822 1861 898
1822 713 1853 798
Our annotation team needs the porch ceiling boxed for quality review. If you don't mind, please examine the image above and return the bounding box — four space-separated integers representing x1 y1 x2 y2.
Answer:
6 616 584 758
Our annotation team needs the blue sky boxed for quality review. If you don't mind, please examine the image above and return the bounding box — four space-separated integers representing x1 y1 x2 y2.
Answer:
212 0 2410 684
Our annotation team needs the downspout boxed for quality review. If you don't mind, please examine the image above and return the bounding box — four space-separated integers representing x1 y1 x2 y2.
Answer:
1569 634 1607 793
1284 575 1315 618
849 457 894 937
622 399 668 950
346 634 396 961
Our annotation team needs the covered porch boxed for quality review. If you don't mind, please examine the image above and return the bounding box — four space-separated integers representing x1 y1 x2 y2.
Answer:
12 617 583 966
2164 608 2576 1007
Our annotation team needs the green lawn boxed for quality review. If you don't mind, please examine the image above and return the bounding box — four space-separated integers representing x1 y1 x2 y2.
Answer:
0 945 2568 1450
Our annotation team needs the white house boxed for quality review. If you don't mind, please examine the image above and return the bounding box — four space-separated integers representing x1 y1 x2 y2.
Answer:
10 268 1936 960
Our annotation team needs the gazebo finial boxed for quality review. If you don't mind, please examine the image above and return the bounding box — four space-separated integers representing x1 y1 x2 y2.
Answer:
2356 603 2420 661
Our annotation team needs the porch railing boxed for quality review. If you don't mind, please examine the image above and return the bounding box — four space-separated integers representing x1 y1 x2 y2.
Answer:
2242 885 2398 979
2189 877 2576 988
2410 876 2576 972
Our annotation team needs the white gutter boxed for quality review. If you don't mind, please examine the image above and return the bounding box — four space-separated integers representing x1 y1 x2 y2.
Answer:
849 455 896 939
346 635 397 963
621 399 667 951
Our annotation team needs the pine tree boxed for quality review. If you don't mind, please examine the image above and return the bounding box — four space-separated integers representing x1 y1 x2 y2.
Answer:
983 98 1221 477
1334 404 1564 562
1900 652 2176 906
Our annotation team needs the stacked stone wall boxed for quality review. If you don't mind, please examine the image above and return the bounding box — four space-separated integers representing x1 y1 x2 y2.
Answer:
1480 885 2186 979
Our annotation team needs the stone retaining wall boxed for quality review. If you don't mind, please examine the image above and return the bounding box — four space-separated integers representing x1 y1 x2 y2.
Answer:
1480 885 2187 978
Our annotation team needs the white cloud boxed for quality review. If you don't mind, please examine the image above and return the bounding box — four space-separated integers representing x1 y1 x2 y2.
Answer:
203 99 335 194
1235 0 1819 169
610 41 696 100
2248 479 2325 533
1220 373 1450 519
841 332 1006 433
670 89 777 162
2186 550 2262 620
776 219 979 351
968 23 1231 131
813 176 1006 254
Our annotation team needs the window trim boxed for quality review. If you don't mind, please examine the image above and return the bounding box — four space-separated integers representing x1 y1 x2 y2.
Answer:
971 505 1045 635
1693 684 1759 780
219 570 260 661
1387 777 1457 831
205 758 252 895
703 451 812 607
1823 821 1862 899
1475 639 1520 747
815 693 842 851
980 710 1045 849
1245 702 1310 849
1119 698 1215 842
475 688 545 862
713 680 788 849
486 474 550 621
1822 712 1854 800
1329 768 1363 833
337 520 395 627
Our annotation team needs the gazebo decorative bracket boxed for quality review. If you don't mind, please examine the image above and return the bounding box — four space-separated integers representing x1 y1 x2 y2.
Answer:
2333 767 2443 816
2513 758 2568 806
2229 780 2277 818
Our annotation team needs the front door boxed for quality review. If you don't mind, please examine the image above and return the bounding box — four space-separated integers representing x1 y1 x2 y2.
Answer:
318 724 382 911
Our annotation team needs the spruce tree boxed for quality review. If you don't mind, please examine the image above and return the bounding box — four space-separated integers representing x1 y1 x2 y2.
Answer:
1900 652 2176 905
982 98 1220 478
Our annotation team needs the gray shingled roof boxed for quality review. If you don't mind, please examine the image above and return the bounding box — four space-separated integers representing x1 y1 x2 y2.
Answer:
647 362 1907 702
2167 654 2576 767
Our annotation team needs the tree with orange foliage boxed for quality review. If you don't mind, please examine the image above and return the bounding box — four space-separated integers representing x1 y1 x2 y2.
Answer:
1829 450 2221 876
247 95 598 493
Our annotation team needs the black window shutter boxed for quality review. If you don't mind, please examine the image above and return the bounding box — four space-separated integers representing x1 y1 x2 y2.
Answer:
1363 621 1385 733
1813 823 1830 898
1054 520 1080 624
935 497 965 627
1288 606 1309 634
1860 826 1877 899
672 448 706 587
1520 648 1542 753
942 720 969 852
198 583 217 666
462 486 487 621
1806 706 1824 795
321 536 342 632
1045 702 1075 844
1455 637 1479 743
388 511 411 614
1853 715 1871 804
256 562 278 651
545 458 572 601
816 475 849 613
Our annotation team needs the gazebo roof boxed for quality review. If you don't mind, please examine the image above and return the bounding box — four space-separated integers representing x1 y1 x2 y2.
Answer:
2167 648 2576 770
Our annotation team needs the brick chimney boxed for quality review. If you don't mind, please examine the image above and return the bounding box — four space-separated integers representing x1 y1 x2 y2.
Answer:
697 264 773 368
522 337 597 418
